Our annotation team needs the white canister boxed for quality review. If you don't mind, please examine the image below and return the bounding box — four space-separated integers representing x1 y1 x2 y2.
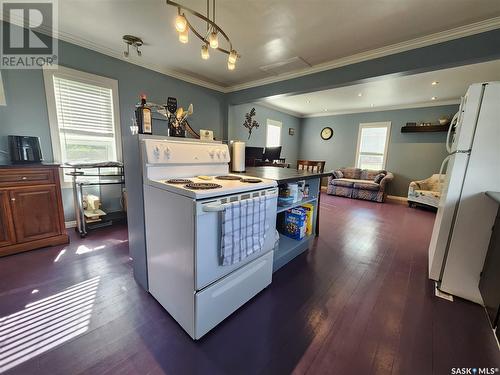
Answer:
231 141 246 172
287 183 299 203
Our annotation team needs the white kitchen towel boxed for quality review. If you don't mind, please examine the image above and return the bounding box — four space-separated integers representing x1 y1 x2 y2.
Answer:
221 195 269 266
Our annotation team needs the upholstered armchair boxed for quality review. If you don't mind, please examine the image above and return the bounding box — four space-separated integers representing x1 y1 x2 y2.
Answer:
408 174 444 209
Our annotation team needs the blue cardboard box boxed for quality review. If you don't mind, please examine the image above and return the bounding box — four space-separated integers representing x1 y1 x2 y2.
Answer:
281 207 307 240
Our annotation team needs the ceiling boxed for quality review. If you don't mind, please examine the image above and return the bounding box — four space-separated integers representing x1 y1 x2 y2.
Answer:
46 0 500 90
260 59 500 117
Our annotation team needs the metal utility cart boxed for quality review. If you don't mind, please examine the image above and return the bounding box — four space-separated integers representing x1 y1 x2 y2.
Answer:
63 162 126 237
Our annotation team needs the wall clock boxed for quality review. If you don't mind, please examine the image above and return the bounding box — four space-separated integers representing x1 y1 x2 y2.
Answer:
321 127 333 140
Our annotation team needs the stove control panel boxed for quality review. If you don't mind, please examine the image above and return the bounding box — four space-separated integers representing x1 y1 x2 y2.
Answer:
143 139 230 165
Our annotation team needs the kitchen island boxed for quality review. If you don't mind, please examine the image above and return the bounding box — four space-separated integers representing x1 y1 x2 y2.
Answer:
245 166 331 271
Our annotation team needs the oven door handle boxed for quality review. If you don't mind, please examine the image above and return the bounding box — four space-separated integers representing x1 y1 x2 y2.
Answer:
202 203 229 212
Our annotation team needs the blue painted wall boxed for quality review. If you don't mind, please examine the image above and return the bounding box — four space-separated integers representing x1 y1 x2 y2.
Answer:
228 103 301 166
0 40 226 214
299 105 459 196
0 26 226 290
2 22 500 289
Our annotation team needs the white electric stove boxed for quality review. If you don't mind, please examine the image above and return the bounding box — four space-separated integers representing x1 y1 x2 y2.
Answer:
141 137 278 339
148 174 277 199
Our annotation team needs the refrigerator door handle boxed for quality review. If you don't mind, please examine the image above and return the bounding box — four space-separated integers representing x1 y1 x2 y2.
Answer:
446 111 460 154
438 154 453 189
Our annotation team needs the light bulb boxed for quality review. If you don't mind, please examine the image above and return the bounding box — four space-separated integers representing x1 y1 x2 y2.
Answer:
227 60 235 70
179 28 189 44
209 31 218 49
175 14 187 32
201 45 209 60
228 49 237 64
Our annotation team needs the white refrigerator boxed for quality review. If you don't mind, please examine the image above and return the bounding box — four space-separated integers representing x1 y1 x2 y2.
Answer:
428 82 500 305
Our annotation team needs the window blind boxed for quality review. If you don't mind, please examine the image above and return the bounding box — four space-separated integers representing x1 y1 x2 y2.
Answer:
266 119 282 147
53 76 115 135
356 123 390 170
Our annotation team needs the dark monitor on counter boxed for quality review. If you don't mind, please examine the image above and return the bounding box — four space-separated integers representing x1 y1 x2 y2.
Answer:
245 146 264 166
263 146 281 162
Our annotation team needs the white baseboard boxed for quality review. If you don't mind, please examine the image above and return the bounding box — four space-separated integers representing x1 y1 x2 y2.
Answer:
387 195 408 204
65 220 77 229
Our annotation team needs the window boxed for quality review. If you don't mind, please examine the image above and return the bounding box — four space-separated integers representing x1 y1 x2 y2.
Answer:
355 122 391 170
44 66 121 181
266 119 282 147
0 72 5 105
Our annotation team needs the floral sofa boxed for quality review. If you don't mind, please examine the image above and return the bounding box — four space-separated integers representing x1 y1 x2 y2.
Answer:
407 174 443 209
327 167 394 202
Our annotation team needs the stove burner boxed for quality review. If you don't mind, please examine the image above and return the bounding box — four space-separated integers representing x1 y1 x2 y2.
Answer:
184 182 223 190
165 179 193 184
240 178 262 183
215 175 242 181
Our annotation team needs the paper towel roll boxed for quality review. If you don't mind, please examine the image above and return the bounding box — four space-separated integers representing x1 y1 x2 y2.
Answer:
231 141 245 172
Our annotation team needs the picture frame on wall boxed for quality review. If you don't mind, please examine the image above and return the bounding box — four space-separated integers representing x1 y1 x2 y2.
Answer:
288 128 295 136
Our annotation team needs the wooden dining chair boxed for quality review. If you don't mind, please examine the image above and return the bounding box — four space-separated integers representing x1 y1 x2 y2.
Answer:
296 160 326 237
296 160 326 173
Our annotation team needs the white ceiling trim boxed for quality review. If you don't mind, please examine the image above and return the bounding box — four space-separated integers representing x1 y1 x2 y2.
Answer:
255 101 303 118
53 31 227 92
226 16 500 93
303 99 461 118
2 15 500 94
0 13 227 92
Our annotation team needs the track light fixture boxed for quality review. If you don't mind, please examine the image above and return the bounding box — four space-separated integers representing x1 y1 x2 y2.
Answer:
208 31 219 49
167 0 240 70
179 28 189 43
201 44 210 60
123 35 143 58
175 14 187 32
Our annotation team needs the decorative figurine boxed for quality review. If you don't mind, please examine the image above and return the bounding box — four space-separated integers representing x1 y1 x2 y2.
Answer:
243 107 260 140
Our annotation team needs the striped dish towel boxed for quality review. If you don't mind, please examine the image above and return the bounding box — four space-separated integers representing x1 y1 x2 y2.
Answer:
220 195 270 266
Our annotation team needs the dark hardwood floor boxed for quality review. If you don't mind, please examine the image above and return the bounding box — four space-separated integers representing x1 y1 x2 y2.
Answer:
0 196 498 375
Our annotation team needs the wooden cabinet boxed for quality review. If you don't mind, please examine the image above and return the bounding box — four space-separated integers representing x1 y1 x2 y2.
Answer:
0 165 68 257
10 186 62 243
0 191 16 247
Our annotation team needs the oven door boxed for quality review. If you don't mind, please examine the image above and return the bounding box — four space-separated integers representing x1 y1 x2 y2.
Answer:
194 187 278 291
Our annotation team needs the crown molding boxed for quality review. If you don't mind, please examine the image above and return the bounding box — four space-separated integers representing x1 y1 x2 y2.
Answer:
54 31 229 92
226 16 500 93
0 14 228 92
302 99 461 118
255 101 303 118
2 14 500 94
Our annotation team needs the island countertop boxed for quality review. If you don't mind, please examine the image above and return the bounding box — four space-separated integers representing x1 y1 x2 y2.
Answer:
245 166 330 184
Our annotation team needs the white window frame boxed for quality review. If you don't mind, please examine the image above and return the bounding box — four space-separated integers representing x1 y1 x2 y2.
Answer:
266 119 282 148
355 122 391 170
0 72 6 106
43 66 122 185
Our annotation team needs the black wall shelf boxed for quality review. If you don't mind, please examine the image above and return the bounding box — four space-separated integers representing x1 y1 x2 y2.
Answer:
401 124 450 133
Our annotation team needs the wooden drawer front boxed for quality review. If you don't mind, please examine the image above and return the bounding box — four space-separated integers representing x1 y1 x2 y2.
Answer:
0 169 55 187
10 186 61 243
